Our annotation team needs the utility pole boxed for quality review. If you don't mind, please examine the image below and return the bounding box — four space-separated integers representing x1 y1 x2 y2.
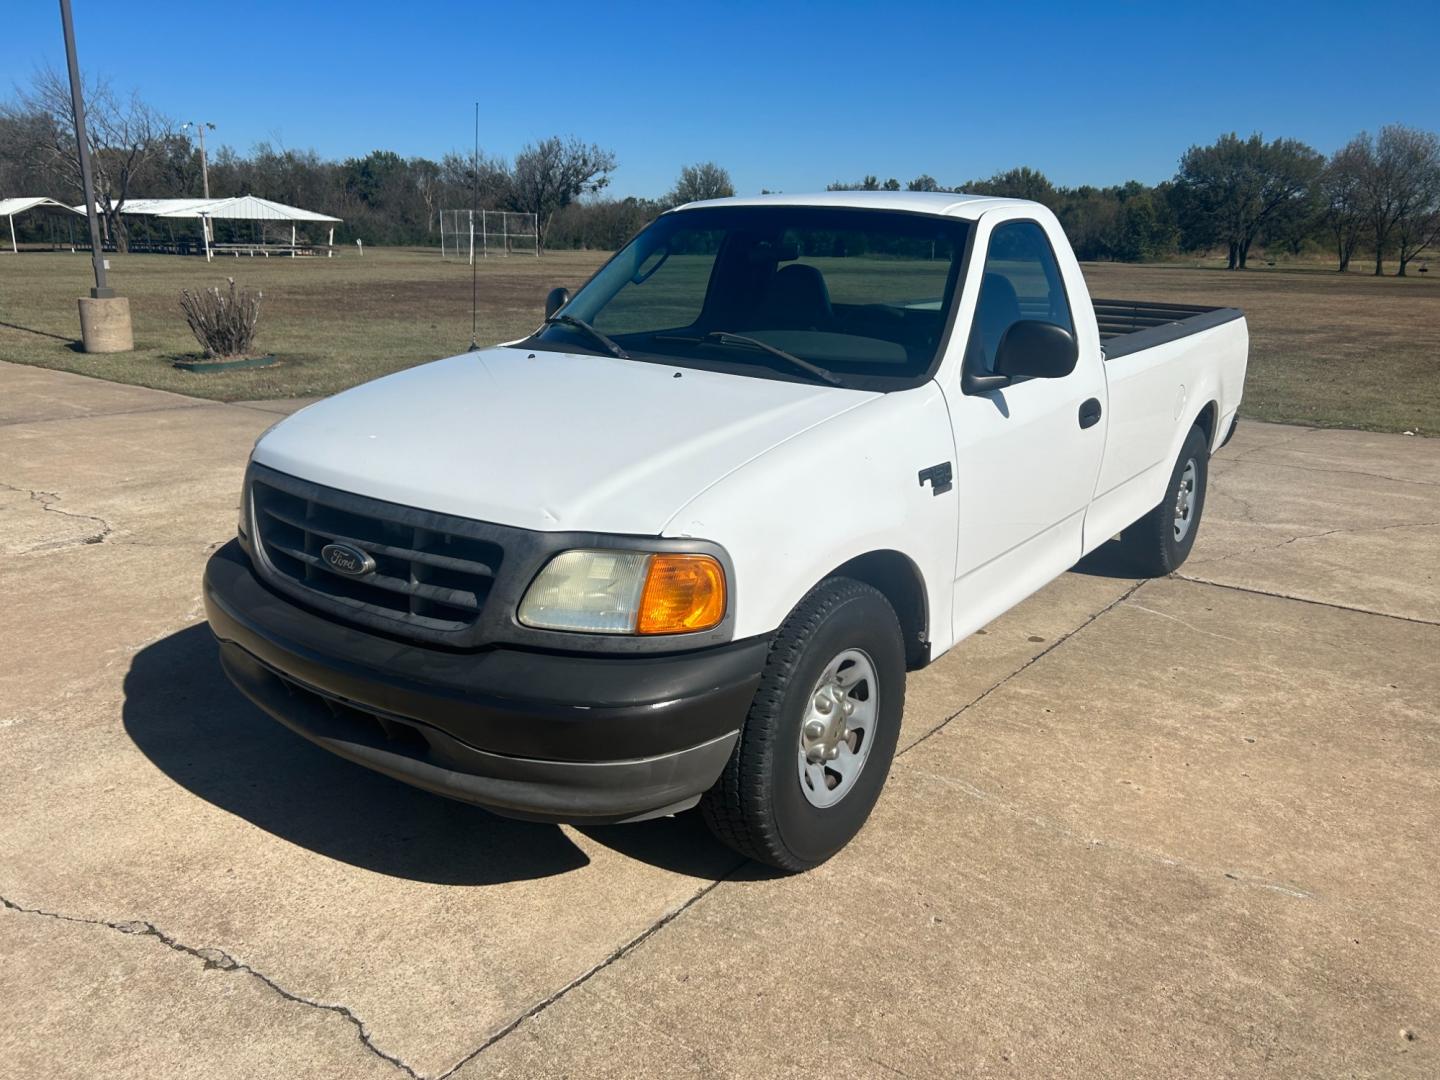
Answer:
58 0 108 298
59 0 132 351
183 121 216 198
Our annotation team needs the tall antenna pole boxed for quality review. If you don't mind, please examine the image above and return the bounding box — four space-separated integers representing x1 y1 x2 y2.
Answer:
58 0 109 298
469 101 480 351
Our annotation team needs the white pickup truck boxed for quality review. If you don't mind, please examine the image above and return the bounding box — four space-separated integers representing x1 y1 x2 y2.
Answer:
205 191 1247 870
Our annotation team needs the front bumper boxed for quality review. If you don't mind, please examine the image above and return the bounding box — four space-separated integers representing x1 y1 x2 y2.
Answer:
204 541 765 823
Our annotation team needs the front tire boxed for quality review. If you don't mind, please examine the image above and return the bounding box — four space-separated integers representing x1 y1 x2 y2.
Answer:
1117 424 1209 576
701 578 905 872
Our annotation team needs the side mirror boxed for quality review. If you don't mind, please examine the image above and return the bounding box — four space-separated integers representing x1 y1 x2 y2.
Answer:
544 287 570 320
993 321 1078 380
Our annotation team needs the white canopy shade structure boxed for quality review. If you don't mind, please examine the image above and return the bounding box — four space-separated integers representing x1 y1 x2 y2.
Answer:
0 197 85 253
155 195 343 260
152 195 342 224
73 195 343 259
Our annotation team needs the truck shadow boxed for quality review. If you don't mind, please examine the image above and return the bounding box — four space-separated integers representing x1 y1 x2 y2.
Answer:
122 624 740 886
1069 538 1149 579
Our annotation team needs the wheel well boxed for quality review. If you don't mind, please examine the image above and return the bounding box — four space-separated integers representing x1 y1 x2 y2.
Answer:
830 551 931 670
1193 400 1219 450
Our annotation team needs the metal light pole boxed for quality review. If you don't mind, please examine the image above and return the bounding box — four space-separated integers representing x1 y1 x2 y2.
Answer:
60 0 131 351
59 0 109 298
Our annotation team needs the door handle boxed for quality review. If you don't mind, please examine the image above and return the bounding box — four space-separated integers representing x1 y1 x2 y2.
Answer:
1078 398 1103 429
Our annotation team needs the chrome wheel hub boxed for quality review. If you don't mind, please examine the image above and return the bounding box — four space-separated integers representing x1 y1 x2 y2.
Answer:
1173 459 1198 542
797 648 878 808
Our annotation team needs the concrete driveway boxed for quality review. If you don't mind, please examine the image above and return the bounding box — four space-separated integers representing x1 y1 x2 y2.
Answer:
2 361 1436 1079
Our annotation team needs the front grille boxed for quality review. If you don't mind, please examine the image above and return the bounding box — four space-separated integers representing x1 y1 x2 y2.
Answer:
249 469 504 640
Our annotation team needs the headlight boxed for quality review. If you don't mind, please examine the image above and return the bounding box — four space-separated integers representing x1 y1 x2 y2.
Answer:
518 549 726 635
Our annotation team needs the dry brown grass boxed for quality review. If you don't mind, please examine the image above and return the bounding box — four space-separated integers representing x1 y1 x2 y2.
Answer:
1082 262 1440 433
1 246 1435 433
0 248 606 401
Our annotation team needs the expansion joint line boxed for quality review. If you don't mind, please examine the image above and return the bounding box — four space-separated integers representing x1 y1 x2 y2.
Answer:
900 579 1147 757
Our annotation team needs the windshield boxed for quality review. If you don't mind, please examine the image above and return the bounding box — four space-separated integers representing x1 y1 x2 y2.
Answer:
529 206 971 390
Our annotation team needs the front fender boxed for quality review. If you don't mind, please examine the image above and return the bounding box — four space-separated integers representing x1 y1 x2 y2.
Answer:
663 384 959 653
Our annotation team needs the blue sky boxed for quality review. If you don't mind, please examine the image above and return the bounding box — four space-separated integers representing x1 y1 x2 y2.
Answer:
9 0 1439 198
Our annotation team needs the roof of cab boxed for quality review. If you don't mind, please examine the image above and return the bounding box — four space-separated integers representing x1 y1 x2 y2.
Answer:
670 189 1035 220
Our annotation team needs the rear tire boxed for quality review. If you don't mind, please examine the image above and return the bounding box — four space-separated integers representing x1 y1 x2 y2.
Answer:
701 577 905 872
1117 424 1209 576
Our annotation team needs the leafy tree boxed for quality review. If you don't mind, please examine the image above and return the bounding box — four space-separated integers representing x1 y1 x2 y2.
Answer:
670 161 734 205
906 174 940 192
825 175 883 191
1113 187 1179 262
965 166 1059 208
1057 186 1121 260
1173 133 1323 269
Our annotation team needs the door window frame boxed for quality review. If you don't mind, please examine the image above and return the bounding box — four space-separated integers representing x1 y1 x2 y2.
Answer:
953 213 1082 396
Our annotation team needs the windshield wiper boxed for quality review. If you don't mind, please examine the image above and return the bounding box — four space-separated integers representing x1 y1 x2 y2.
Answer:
545 314 629 359
655 330 842 386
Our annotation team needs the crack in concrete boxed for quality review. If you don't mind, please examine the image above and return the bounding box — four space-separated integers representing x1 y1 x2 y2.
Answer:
432 875 734 1078
0 895 422 1079
1220 426 1317 464
1212 485 1264 527
1 480 115 551
1230 457 1440 488
900 580 1149 758
1173 574 1440 627
3 873 743 1079
1189 519 1440 571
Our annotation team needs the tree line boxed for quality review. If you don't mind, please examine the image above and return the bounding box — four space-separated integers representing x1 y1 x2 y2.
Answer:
2 69 1436 272
825 126 1440 275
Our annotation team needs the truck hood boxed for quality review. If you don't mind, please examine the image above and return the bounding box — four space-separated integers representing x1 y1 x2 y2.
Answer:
251 346 876 535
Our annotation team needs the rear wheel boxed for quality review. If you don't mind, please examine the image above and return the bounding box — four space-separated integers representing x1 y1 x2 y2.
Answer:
701 578 905 872
1117 424 1209 576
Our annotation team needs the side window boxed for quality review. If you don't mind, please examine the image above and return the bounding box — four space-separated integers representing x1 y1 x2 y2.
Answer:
965 221 1073 374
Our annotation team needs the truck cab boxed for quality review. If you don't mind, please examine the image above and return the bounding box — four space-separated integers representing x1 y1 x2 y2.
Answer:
205 191 1247 870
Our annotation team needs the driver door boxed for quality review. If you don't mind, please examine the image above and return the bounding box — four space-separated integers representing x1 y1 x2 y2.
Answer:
942 216 1107 641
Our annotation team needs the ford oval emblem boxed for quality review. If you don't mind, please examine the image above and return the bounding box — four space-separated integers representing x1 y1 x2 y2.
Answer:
320 542 376 577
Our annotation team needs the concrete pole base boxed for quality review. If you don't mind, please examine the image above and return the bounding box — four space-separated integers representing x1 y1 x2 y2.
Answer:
77 296 134 353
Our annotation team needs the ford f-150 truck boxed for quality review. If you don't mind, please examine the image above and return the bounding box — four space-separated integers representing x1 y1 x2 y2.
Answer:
204 191 1247 871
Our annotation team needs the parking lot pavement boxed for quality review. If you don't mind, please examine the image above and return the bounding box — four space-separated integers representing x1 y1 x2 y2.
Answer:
2 361 1436 1079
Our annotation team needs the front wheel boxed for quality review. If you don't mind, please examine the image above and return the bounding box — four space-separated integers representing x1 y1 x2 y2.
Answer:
1117 424 1210 576
701 578 905 872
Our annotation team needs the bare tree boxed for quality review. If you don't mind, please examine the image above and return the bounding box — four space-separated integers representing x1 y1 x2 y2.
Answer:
1319 138 1369 272
439 149 511 210
670 161 735 206
508 136 616 249
0 108 56 195
1386 126 1440 276
8 68 173 252
1350 125 1440 276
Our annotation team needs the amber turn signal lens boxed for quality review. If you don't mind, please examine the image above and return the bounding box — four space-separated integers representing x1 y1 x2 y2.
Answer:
636 554 726 635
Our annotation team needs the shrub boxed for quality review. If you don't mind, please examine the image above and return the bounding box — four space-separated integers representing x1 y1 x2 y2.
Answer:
179 278 263 358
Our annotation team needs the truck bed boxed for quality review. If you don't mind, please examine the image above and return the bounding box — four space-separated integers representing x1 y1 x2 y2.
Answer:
1093 298 1244 360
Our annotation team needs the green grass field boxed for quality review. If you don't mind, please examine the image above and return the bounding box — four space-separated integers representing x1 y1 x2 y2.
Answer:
1 246 1436 433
